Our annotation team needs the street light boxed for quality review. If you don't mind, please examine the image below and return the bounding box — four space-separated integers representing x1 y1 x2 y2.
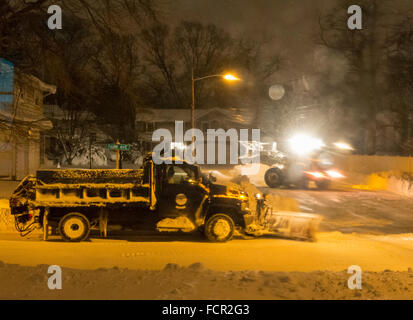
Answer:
191 70 240 134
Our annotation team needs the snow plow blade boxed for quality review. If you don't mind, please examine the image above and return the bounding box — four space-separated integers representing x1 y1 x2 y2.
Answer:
267 211 321 241
246 211 322 241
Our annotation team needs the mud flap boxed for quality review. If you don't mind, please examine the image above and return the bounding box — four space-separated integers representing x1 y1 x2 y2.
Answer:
43 207 49 241
99 209 108 238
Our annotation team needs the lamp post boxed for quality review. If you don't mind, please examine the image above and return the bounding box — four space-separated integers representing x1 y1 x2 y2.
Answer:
191 69 240 133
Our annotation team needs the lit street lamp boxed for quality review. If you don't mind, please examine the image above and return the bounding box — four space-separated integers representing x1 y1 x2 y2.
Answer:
191 69 240 134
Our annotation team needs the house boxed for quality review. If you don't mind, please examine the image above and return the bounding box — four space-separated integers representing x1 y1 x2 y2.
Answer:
0 59 56 179
135 107 256 163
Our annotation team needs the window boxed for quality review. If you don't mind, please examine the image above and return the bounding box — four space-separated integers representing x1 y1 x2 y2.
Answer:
166 165 196 185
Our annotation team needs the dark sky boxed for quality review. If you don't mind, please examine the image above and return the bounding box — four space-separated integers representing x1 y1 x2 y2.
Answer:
167 0 337 79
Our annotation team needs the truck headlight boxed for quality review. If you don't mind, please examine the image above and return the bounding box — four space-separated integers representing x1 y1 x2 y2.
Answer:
334 142 354 151
288 134 324 155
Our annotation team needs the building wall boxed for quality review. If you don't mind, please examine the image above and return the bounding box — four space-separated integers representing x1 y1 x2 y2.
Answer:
0 133 41 180
0 72 48 180
0 135 13 178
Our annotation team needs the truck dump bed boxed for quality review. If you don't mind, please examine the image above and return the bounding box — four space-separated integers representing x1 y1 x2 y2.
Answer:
34 169 151 207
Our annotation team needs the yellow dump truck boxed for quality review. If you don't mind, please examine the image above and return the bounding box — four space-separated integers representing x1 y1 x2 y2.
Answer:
9 155 320 242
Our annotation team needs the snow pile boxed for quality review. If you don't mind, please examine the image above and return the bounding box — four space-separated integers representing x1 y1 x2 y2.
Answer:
0 200 14 233
156 217 196 232
1 261 413 299
232 163 270 187
70 146 108 167
352 171 413 196
388 173 413 197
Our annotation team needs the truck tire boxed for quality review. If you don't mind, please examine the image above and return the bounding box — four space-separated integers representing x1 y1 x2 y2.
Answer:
204 214 235 242
264 168 283 188
58 212 91 242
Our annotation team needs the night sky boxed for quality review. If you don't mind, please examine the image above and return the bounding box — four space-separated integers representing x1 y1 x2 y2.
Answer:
170 0 335 79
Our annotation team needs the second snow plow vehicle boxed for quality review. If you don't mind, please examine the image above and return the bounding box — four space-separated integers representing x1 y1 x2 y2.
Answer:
9 155 320 242
243 135 350 190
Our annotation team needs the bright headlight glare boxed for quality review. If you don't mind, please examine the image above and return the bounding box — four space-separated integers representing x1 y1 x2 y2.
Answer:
326 170 345 179
289 134 325 155
334 142 353 151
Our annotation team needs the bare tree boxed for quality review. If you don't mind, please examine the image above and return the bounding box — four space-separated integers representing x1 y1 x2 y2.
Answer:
385 14 413 154
318 0 395 154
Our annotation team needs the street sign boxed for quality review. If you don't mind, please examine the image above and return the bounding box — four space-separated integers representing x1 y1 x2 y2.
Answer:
107 144 130 151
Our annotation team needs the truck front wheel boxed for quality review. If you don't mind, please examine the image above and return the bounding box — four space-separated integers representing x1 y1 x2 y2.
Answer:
204 214 235 242
58 212 91 242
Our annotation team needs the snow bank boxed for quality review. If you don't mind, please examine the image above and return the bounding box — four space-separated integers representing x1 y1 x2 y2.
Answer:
0 200 14 233
352 171 413 196
70 150 108 167
1 261 412 299
388 174 413 197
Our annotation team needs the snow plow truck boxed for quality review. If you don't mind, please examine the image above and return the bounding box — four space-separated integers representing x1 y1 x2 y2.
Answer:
9 154 321 242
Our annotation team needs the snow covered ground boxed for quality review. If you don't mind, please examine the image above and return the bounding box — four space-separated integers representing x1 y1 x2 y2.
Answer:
1 261 413 300
1 166 413 299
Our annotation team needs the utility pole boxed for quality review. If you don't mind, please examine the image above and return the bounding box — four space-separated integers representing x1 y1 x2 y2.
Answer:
191 67 195 145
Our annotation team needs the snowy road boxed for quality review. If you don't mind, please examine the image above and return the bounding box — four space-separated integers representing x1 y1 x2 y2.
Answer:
261 187 413 235
1 188 413 273
0 230 413 272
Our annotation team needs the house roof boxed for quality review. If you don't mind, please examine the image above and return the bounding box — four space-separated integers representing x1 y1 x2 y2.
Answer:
14 70 56 95
135 107 255 125
43 104 96 121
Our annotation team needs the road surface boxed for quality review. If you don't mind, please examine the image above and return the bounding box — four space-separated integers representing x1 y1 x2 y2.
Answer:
0 188 413 273
262 187 413 235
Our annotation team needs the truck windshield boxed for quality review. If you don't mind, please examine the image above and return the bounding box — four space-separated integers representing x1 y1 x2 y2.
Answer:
166 165 196 184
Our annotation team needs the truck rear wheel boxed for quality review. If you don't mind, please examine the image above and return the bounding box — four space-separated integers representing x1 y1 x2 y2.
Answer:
204 214 235 242
58 212 90 242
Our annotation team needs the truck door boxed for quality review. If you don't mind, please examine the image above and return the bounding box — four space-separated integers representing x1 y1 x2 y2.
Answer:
158 164 208 219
